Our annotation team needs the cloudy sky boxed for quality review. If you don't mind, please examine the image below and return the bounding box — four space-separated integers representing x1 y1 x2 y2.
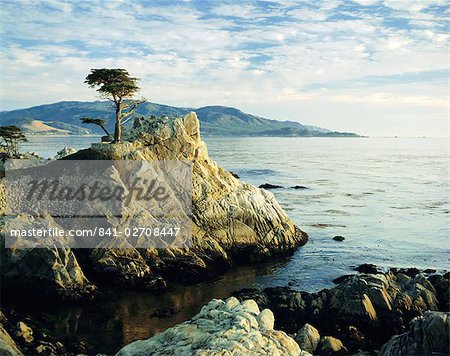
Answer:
0 0 449 136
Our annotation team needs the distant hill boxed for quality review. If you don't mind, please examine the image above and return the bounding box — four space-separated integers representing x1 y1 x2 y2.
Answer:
0 101 359 137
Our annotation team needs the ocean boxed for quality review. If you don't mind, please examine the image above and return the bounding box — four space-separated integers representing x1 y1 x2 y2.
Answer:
14 135 450 353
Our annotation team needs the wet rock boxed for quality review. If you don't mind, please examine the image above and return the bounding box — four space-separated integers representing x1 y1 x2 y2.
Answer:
423 268 437 274
116 297 304 356
0 324 23 355
355 263 378 274
14 322 33 344
1 241 97 301
259 183 284 189
333 235 345 242
428 272 450 310
150 307 179 319
291 185 308 189
295 323 320 354
319 336 347 354
230 171 240 178
332 274 354 284
233 269 448 353
379 311 449 355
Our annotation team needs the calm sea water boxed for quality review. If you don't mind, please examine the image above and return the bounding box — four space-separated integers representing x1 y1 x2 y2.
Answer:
12 135 450 353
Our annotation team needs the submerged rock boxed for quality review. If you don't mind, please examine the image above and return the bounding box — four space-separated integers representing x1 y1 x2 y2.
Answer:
379 311 449 355
116 297 309 356
259 183 284 189
332 235 345 242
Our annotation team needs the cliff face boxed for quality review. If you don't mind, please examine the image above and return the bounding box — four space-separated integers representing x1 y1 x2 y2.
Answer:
1 113 307 299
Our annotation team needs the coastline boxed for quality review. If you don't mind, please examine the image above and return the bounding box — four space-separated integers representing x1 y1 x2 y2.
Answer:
1 265 447 355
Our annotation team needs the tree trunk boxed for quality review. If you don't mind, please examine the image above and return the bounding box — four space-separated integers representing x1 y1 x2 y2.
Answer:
114 102 122 143
100 125 110 136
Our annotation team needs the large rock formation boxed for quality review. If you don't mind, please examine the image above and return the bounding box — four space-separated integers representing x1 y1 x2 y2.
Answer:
0 113 307 300
116 297 310 356
379 311 449 355
233 269 449 353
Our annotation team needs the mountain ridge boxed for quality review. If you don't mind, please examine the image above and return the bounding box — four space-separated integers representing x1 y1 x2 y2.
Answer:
0 100 359 137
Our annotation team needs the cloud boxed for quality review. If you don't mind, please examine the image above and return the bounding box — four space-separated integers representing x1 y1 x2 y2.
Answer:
0 0 448 136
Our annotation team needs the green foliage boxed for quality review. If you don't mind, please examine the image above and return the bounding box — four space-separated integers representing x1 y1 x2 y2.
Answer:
0 125 27 156
85 68 144 142
85 69 140 101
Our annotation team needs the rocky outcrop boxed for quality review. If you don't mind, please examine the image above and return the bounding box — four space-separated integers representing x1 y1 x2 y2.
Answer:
379 311 449 355
0 321 23 356
53 146 77 159
1 113 307 299
318 336 347 355
233 269 449 353
116 297 310 356
0 309 88 356
295 323 320 354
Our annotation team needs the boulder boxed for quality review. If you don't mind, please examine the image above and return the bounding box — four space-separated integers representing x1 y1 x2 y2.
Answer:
295 323 320 353
259 183 284 189
0 324 23 356
14 322 33 344
332 235 345 242
233 270 448 353
318 336 347 354
355 263 378 274
116 297 308 356
379 311 449 355
53 146 77 159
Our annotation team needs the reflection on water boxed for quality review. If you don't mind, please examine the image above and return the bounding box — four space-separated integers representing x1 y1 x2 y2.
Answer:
17 136 450 354
5 260 288 354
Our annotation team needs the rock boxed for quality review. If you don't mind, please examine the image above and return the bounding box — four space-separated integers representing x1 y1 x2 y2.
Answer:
332 274 354 284
150 307 179 319
295 323 320 353
355 263 379 274
14 322 33 343
0 324 23 355
1 239 97 300
379 311 449 355
53 146 77 159
423 268 437 274
1 113 307 298
101 135 113 142
257 309 275 330
116 297 303 356
319 336 347 354
230 171 240 178
291 185 308 189
428 272 450 310
233 269 448 353
333 235 345 241
259 183 284 189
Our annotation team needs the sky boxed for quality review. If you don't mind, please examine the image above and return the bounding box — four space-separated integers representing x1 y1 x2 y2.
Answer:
0 0 449 137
